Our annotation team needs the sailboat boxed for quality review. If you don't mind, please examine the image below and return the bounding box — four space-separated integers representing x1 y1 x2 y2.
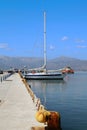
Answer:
24 12 65 80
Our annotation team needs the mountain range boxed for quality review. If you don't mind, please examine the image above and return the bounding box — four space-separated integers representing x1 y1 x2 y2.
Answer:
0 55 87 71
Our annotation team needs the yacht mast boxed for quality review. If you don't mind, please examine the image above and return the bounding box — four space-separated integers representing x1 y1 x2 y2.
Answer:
44 11 47 72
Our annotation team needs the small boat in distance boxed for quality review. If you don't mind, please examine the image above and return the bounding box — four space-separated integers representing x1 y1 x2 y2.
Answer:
61 66 74 74
24 12 65 80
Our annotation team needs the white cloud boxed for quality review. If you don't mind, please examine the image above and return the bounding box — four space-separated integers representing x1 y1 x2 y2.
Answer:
0 43 8 49
75 39 85 43
49 45 55 50
77 45 87 48
61 36 68 41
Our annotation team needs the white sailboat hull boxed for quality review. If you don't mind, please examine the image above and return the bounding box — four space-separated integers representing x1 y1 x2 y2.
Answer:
24 73 65 80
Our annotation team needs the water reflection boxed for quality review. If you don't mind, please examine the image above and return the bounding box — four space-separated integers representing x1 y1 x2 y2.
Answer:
28 79 66 86
27 79 66 107
27 73 87 130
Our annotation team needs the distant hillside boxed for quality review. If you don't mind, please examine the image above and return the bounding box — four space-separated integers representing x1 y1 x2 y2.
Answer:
48 56 87 71
0 56 43 70
0 55 87 71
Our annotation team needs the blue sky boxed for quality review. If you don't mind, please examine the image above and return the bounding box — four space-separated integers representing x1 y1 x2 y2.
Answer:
0 0 87 60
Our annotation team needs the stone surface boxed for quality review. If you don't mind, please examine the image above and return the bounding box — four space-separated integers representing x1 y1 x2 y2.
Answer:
0 73 45 130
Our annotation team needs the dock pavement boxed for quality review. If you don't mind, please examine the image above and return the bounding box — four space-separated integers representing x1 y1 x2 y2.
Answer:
0 73 45 130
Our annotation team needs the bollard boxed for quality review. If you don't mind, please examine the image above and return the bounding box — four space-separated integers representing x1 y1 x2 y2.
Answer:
35 110 62 130
46 111 61 130
1 77 2 83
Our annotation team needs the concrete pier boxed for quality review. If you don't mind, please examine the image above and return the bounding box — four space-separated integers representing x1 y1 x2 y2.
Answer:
0 73 45 130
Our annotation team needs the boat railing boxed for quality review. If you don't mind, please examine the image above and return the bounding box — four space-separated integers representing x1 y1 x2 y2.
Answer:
47 69 62 73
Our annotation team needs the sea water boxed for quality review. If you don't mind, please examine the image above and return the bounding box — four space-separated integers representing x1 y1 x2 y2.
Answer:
27 72 87 130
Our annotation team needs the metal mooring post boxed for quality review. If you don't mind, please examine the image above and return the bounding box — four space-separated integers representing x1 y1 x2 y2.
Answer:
46 111 62 130
35 109 62 130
